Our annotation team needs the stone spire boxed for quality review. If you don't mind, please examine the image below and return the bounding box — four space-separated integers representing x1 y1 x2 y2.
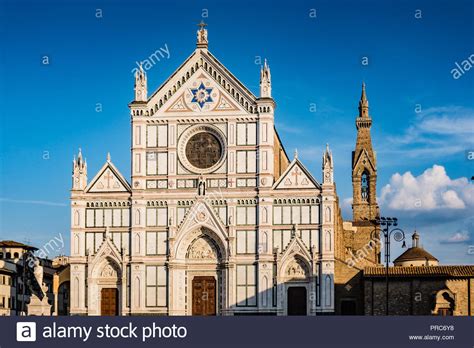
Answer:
354 82 374 153
134 63 147 102
357 82 371 123
72 148 87 190
196 20 208 49
260 59 272 98
352 82 378 222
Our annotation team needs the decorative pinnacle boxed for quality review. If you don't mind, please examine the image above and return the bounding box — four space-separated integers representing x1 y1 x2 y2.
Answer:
294 148 298 159
107 152 111 162
361 82 368 103
360 82 368 107
358 82 370 120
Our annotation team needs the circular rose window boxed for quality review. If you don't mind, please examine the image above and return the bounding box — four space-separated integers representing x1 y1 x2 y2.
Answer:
185 132 222 169
178 125 227 174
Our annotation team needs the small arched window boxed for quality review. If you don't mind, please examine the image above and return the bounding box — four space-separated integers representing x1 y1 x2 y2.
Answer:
361 170 369 201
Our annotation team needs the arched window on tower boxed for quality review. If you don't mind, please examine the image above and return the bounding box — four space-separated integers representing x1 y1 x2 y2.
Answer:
361 171 369 201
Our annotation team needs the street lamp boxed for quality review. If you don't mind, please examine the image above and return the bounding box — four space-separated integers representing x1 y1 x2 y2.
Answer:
375 217 406 315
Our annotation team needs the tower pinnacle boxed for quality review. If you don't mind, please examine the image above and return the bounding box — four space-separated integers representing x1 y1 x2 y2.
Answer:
358 82 370 119
260 59 272 98
72 148 87 190
134 63 147 102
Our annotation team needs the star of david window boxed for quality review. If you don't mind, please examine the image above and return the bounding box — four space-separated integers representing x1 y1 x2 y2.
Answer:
191 82 213 108
361 171 369 201
185 132 222 169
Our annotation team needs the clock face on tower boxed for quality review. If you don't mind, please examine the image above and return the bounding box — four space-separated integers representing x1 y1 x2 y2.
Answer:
185 132 222 169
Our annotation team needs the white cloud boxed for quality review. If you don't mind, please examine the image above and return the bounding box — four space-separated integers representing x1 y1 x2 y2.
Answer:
381 106 474 162
0 198 67 207
380 165 472 211
443 232 471 243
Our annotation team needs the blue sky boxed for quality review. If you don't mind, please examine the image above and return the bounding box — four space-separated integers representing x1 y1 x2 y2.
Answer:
0 0 473 263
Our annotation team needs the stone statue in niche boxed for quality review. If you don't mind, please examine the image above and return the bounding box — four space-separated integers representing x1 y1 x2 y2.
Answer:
198 176 206 196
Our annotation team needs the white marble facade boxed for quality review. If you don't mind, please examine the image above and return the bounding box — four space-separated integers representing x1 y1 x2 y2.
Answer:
69 25 336 316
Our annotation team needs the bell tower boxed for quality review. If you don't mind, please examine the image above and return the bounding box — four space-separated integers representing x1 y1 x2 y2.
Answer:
352 83 378 222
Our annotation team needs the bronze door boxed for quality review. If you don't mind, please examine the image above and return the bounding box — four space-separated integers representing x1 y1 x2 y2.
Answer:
287 286 307 315
192 276 216 315
101 288 118 316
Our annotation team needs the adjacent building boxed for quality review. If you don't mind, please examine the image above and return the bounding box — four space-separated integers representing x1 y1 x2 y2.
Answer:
364 233 474 315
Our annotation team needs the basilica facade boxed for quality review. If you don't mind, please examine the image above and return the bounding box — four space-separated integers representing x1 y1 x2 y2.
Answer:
69 24 340 316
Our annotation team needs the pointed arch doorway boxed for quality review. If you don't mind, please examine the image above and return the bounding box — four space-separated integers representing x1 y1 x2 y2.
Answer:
180 229 225 316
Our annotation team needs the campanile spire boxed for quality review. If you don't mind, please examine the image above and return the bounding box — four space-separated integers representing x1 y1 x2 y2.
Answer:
352 83 378 222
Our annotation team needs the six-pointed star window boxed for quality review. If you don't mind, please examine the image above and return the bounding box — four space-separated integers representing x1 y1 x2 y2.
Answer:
191 82 213 108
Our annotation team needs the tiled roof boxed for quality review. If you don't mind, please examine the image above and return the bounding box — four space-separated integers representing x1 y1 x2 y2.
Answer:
393 247 438 263
0 240 38 250
364 265 474 278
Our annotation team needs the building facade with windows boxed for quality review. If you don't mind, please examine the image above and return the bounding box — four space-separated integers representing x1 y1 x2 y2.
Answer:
69 24 338 316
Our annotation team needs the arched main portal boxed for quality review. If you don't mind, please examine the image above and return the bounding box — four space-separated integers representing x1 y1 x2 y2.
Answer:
89 257 122 316
171 226 228 315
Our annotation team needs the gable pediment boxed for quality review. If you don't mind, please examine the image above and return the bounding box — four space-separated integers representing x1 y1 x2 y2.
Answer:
273 159 320 190
91 234 123 266
353 149 376 174
163 69 247 115
86 161 131 193
177 198 227 238
281 232 313 259
145 50 257 117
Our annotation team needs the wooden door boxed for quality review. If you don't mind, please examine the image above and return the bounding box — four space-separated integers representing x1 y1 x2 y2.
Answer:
101 288 118 316
287 286 307 315
192 276 216 316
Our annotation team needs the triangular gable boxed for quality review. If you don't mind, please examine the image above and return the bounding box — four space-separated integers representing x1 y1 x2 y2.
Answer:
177 198 227 238
281 232 313 259
162 68 246 114
85 160 131 193
353 149 376 173
273 158 320 190
146 49 256 116
91 234 123 266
